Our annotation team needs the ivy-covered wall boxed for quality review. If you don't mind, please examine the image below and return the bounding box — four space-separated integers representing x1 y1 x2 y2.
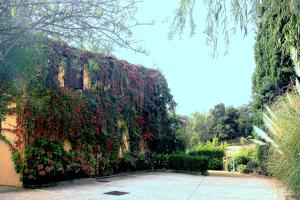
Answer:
4 41 180 185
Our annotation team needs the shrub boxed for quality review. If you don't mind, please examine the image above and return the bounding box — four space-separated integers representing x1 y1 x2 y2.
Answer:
237 164 251 174
148 153 169 169
228 145 258 173
265 94 300 199
118 153 134 172
189 138 226 170
135 153 150 171
208 158 223 170
256 144 270 175
11 150 22 174
189 149 225 160
168 154 208 173
22 138 95 185
190 149 224 170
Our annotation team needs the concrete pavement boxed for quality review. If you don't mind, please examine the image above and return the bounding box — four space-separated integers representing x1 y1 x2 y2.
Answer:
0 172 285 200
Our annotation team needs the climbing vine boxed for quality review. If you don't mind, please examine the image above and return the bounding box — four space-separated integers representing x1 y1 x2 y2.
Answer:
3 41 177 184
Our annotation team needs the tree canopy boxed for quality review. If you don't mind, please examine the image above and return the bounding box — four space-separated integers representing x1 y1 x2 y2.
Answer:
0 0 145 61
170 0 299 56
186 103 253 146
252 0 296 124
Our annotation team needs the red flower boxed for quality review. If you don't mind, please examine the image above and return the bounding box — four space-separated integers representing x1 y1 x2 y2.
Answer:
143 132 153 140
76 106 81 113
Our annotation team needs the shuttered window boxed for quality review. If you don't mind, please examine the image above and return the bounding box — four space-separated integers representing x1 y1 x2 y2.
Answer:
63 58 83 89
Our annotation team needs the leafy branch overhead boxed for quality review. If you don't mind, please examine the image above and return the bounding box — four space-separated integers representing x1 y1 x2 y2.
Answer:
0 0 147 60
169 0 299 56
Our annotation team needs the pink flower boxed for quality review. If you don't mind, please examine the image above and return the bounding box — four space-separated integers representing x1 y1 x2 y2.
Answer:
82 165 89 172
37 164 44 171
39 171 46 176
45 167 51 173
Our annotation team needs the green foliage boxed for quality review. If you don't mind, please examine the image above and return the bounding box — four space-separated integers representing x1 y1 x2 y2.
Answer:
187 104 253 145
170 0 258 56
11 151 22 174
252 0 296 125
22 138 95 185
4 41 176 184
189 138 226 170
266 94 300 199
256 144 271 175
0 63 17 124
228 145 258 173
147 153 209 173
118 152 134 172
168 153 208 173
148 153 169 169
237 164 252 174
135 153 150 171
148 114 188 154
88 59 100 72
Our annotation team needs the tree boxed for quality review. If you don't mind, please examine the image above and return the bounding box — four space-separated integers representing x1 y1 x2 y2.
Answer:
223 106 239 139
0 0 146 128
0 63 17 131
252 0 296 124
170 0 299 56
237 104 253 137
187 103 253 146
169 0 258 55
188 112 211 145
170 0 299 126
0 0 145 61
210 103 228 139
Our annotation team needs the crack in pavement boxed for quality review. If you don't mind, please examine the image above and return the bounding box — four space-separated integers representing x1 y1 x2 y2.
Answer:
187 176 206 200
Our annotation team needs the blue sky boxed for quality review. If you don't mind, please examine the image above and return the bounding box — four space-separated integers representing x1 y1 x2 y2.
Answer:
114 0 256 116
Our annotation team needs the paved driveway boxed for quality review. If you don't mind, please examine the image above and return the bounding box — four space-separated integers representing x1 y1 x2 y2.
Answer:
0 172 285 200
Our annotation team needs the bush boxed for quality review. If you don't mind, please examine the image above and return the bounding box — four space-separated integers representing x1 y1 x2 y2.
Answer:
168 154 208 173
208 158 223 170
189 138 226 170
135 153 150 171
256 144 270 175
190 149 224 170
148 153 169 169
22 138 95 185
189 149 225 159
228 145 258 173
266 94 300 199
118 153 134 172
237 164 251 174
11 150 22 174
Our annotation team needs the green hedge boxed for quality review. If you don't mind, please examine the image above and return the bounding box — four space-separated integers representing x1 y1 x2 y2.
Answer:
147 153 209 173
168 154 208 173
189 149 224 170
256 144 270 175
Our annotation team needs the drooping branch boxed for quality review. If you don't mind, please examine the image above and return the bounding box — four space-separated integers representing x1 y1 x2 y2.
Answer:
0 0 147 60
169 0 260 56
